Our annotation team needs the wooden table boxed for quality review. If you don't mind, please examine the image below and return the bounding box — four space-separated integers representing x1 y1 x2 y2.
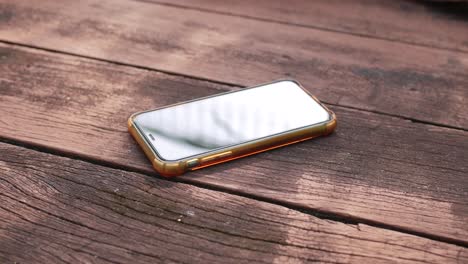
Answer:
0 1 467 263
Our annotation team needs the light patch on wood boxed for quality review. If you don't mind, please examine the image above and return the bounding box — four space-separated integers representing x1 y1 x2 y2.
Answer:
295 172 467 236
0 160 10 172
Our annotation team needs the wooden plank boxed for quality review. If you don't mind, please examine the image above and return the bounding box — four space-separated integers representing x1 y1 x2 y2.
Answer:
149 0 468 52
0 0 467 129
1 143 468 264
0 44 467 245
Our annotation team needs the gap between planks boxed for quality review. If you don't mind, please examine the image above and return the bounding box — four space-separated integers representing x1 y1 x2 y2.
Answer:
1 134 467 250
1 0 467 129
0 39 466 133
1 141 466 263
131 0 468 55
1 40 467 245
0 40 467 245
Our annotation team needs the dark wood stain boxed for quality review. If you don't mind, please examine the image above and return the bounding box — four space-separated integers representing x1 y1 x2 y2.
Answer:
0 3 13 23
414 0 468 22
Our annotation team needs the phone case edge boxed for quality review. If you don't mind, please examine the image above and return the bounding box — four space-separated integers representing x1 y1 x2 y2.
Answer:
127 79 337 177
128 109 336 177
128 116 186 177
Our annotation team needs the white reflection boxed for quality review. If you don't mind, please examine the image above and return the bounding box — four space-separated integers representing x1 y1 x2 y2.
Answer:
135 81 330 160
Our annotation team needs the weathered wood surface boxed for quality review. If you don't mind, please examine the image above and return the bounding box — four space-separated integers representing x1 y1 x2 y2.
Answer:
0 0 467 129
1 142 467 264
1 44 467 245
1 0 467 262
150 0 468 52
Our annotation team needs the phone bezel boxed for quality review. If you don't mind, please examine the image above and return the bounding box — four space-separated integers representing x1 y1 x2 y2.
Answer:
131 79 334 162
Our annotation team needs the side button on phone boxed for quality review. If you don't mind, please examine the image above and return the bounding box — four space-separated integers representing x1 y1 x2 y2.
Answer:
186 159 199 169
201 151 232 163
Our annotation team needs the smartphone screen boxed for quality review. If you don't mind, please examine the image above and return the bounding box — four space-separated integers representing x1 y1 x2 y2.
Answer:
133 80 331 161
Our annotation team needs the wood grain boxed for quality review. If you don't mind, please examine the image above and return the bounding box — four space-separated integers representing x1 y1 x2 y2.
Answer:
147 0 468 52
2 142 467 263
0 44 467 244
0 0 467 128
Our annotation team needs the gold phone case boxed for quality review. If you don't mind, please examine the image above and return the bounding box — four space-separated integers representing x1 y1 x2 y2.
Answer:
128 80 337 177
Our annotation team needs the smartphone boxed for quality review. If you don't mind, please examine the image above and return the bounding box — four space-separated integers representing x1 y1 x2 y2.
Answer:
128 80 336 177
